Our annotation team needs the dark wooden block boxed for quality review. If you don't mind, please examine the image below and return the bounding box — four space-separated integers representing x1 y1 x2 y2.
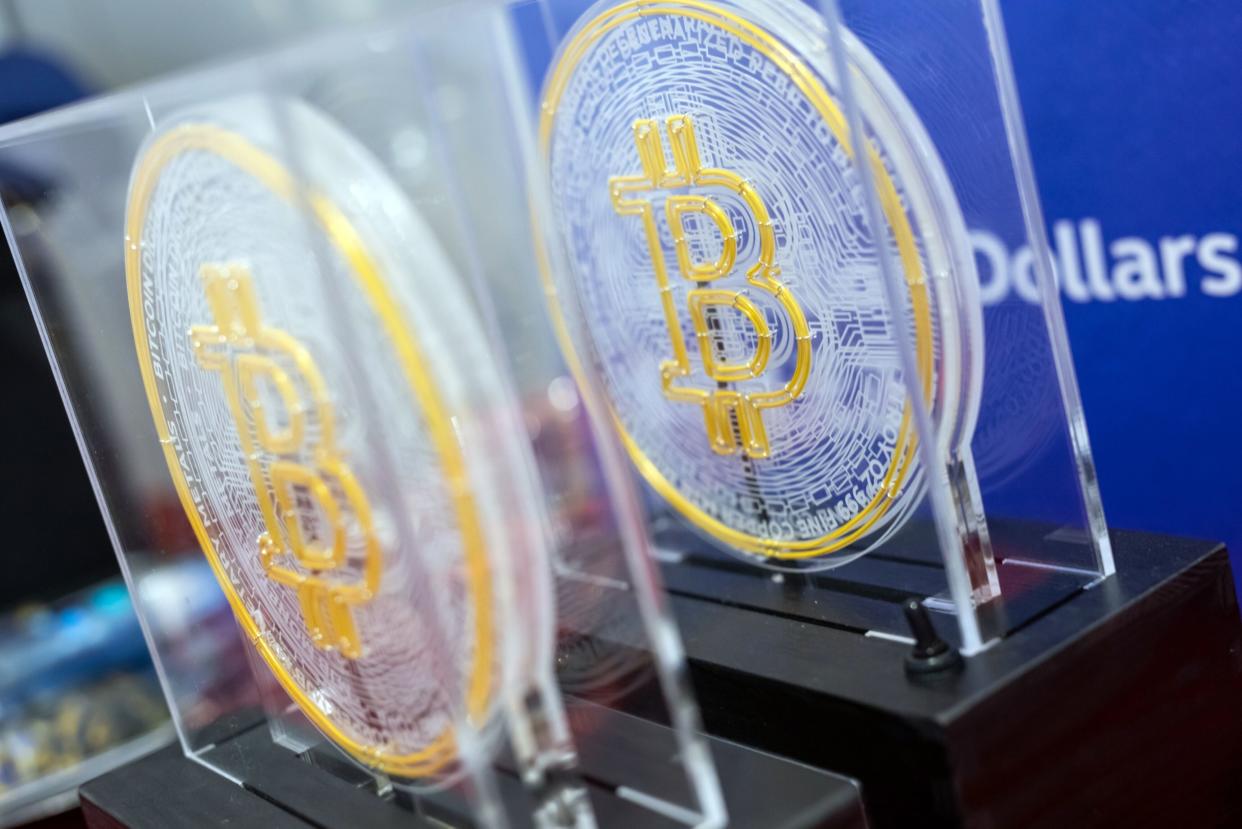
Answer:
665 528 1242 828
80 702 865 828
80 744 306 829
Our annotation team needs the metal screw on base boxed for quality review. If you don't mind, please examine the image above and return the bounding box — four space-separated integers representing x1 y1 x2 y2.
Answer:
903 598 963 675
531 769 596 829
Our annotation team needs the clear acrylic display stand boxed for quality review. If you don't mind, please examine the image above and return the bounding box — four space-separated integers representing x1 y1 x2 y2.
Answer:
817 0 1115 650
525 0 1114 655
0 6 726 827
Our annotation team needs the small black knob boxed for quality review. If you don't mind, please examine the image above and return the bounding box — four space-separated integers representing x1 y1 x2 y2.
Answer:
903 598 963 675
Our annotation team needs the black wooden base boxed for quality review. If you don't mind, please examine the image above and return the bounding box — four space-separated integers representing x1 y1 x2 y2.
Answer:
80 702 865 829
662 527 1242 828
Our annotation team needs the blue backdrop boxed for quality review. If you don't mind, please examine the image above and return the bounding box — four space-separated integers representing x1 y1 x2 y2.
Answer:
1003 0 1241 584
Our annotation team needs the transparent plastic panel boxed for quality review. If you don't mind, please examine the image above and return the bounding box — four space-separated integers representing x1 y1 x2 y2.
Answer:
1 32 515 829
818 0 1114 645
0 97 262 753
1 7 723 828
525 0 1112 655
402 8 726 826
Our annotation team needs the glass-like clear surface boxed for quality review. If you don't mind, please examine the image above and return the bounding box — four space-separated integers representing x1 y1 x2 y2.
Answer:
821 0 1113 648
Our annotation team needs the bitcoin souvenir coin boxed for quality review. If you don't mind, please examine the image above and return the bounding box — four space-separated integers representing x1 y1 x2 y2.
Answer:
125 97 549 779
540 0 983 568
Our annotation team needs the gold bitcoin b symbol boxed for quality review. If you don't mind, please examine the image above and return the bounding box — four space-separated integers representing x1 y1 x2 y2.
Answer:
609 115 811 459
190 264 380 659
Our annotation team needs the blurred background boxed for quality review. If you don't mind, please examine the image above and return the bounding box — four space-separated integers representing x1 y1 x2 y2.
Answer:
0 0 1237 825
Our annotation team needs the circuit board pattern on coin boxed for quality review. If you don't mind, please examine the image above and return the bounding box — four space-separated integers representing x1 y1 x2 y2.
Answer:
125 100 503 777
541 0 981 565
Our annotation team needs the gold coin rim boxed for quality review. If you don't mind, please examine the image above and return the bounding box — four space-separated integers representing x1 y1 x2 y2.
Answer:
125 122 495 776
538 0 935 559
